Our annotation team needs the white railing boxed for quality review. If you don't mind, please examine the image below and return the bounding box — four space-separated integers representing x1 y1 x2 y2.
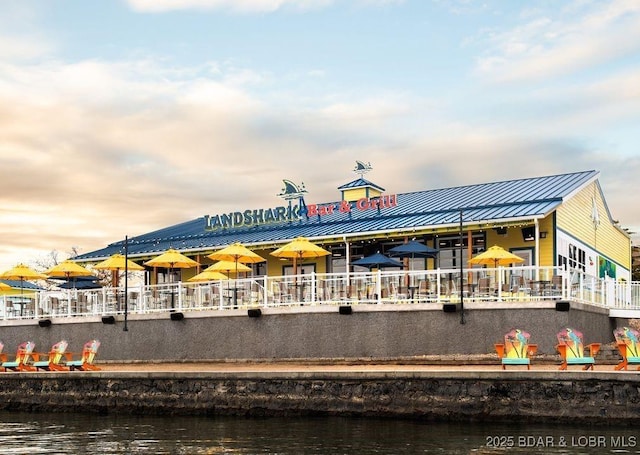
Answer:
3 266 639 321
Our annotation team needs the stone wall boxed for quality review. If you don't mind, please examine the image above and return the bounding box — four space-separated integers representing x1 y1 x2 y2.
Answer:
0 301 616 362
0 371 638 423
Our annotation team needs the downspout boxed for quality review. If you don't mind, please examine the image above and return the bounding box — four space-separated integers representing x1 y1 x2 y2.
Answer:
344 236 350 290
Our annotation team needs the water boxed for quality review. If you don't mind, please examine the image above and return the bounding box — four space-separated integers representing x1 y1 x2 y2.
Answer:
0 411 638 454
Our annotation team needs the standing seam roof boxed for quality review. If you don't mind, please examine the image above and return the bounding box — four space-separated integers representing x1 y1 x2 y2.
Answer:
75 170 599 260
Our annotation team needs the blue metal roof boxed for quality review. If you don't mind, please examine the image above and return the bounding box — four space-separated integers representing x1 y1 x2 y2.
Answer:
76 170 599 261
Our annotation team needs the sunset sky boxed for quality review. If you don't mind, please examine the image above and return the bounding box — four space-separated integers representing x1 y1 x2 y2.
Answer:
1 0 639 271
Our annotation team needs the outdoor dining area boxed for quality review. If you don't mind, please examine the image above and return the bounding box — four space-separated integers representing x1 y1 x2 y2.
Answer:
0 237 629 321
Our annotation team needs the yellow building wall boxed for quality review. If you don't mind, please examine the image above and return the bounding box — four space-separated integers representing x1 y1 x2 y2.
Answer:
556 182 630 268
483 215 555 266
342 187 382 202
266 257 328 276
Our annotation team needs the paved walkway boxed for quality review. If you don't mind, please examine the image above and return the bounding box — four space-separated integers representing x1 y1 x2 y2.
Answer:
98 361 599 373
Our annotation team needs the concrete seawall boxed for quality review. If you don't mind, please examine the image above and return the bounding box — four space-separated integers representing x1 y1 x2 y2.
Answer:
1 370 638 423
0 301 619 362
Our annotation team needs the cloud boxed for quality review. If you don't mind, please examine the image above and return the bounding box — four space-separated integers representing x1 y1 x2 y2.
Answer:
2 52 637 268
126 0 333 13
0 4 54 61
0 35 52 61
1 0 639 273
475 0 640 82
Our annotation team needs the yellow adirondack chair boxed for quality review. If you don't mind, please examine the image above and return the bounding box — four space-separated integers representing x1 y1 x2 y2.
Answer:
556 327 600 370
33 340 70 371
614 326 640 371
66 339 101 371
495 329 537 369
1 341 37 372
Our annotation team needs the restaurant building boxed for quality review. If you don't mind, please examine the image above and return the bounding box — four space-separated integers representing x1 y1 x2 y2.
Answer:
76 165 631 283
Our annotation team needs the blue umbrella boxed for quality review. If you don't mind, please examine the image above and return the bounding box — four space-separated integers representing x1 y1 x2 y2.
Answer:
59 279 102 289
388 240 439 293
388 240 439 259
351 252 403 270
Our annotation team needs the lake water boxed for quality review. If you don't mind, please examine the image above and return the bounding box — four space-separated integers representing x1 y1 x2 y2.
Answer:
0 411 638 454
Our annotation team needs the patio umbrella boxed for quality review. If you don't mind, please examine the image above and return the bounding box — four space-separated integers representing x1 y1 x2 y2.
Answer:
187 268 228 282
388 240 439 260
271 237 330 301
270 237 330 275
93 253 144 287
0 263 48 316
208 242 265 297
388 240 439 289
144 249 199 308
468 245 524 268
208 260 252 307
46 260 96 314
469 245 524 290
208 242 265 267
209 260 252 275
351 252 403 270
45 260 94 281
58 276 102 289
144 248 199 269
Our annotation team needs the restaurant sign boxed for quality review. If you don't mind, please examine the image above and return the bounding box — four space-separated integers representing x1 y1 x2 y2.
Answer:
204 194 397 231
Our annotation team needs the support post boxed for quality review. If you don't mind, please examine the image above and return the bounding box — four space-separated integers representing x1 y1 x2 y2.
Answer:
124 235 129 332
459 209 465 324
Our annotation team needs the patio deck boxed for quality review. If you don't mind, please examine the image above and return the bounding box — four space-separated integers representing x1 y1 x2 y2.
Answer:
3 265 638 321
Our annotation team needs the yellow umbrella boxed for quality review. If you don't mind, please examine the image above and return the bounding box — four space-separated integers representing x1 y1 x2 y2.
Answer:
270 237 330 274
209 260 251 275
208 242 265 264
0 263 47 316
0 282 12 292
46 259 95 307
187 269 228 282
144 249 199 308
144 248 199 269
271 237 330 301
208 261 252 307
468 245 525 268
469 245 524 292
94 254 145 271
45 260 94 279
94 253 145 288
208 242 265 286
0 263 48 282
45 260 95 314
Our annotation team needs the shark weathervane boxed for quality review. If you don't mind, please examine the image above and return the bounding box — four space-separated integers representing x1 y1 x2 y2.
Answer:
276 179 308 220
277 179 307 201
354 160 372 177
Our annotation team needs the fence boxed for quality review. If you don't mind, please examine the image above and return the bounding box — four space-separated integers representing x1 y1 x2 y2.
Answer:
3 266 638 321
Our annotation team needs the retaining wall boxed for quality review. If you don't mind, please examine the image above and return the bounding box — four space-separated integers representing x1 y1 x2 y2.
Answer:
0 301 618 362
0 370 638 423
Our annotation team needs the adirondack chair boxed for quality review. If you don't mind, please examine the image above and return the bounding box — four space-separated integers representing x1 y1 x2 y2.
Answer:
556 327 600 370
613 326 640 371
33 340 70 371
1 341 37 372
494 329 537 370
66 339 101 371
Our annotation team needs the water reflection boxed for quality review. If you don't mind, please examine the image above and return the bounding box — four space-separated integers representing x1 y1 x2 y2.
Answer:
0 411 637 454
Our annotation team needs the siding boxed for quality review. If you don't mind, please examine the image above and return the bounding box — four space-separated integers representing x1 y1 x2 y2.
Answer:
484 215 555 266
556 182 630 268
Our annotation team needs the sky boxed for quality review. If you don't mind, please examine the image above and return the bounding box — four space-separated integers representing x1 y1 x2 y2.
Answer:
1 0 639 271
